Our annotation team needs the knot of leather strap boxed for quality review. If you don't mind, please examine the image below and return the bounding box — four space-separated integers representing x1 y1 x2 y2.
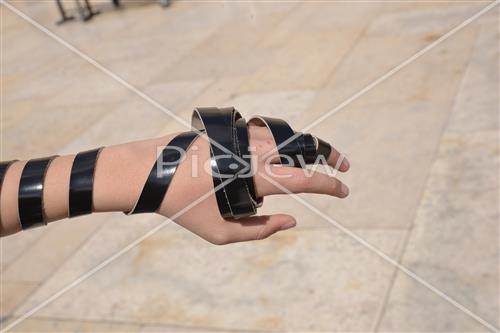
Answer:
128 107 333 220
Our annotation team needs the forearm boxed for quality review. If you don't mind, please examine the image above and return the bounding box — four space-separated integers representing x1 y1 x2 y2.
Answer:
0 134 174 236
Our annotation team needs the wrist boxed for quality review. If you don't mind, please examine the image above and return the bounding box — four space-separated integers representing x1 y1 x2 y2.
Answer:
93 135 174 213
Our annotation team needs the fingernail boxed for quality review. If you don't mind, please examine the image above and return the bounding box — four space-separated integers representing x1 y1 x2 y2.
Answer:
280 220 296 230
342 158 350 169
341 184 350 197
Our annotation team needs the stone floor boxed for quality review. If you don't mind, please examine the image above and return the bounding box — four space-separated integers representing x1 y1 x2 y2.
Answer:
1 0 498 332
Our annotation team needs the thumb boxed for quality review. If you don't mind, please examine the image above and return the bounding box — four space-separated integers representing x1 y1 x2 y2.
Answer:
225 214 297 243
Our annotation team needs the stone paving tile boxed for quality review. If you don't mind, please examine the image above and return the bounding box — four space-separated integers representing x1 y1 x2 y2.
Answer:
288 15 481 230
2 11 126 159
1 216 104 284
237 28 365 93
188 76 251 108
2 101 114 160
272 2 382 33
0 280 39 321
236 3 381 95
1 226 45 271
303 17 480 130
225 89 317 123
377 272 494 332
154 10 296 83
143 79 213 112
7 317 142 332
56 97 180 154
15 225 405 331
369 2 485 36
378 15 498 332
8 214 164 311
5 2 225 88
108 2 297 86
5 316 224 332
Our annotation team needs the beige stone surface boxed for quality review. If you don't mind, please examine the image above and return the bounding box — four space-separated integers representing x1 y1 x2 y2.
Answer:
15 226 405 331
8 317 142 332
378 14 499 332
0 281 39 320
1 1 498 332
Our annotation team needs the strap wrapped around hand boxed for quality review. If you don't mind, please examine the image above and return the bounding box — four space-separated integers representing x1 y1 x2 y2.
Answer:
127 131 200 215
192 107 255 219
126 107 332 220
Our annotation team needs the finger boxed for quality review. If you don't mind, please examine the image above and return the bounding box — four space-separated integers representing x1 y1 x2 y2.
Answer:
249 129 350 172
325 145 350 172
222 214 297 243
255 166 349 198
265 145 350 170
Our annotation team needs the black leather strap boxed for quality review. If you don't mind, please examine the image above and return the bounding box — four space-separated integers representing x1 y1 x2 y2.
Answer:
69 148 103 217
302 134 318 163
192 107 255 219
18 156 57 229
248 116 303 167
234 116 262 207
316 138 332 161
127 131 200 214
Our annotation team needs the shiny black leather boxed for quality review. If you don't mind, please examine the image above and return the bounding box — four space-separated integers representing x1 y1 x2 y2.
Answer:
192 107 255 219
234 116 262 207
248 117 303 167
316 138 332 161
18 156 57 229
127 131 200 214
302 133 318 164
69 148 102 217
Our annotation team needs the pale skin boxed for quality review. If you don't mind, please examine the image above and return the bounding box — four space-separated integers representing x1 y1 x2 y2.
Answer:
0 126 350 243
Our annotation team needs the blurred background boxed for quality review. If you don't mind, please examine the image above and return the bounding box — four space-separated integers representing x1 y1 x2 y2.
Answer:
1 0 498 331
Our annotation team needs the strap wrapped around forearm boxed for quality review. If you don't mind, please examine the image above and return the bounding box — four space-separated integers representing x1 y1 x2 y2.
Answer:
18 156 57 229
69 147 103 217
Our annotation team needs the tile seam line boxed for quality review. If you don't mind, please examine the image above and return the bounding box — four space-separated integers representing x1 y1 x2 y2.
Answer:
5 315 281 333
310 2 384 102
372 14 489 332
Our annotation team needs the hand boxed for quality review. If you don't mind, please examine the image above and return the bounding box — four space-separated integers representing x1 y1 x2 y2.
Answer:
157 126 350 245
